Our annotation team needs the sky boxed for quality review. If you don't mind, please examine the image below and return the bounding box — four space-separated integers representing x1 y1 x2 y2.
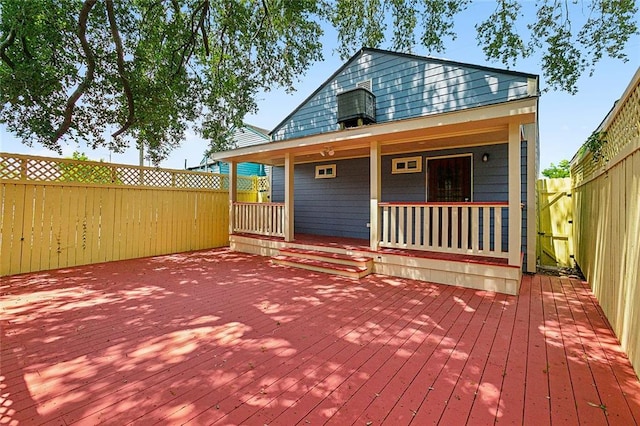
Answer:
1 2 639 174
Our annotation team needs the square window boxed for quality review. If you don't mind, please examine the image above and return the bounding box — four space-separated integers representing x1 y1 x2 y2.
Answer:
315 164 336 179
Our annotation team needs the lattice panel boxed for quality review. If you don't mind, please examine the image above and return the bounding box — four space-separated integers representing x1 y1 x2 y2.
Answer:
27 157 64 181
0 153 231 191
237 176 255 191
257 176 269 192
603 83 640 162
175 172 222 189
0 154 22 179
573 77 639 185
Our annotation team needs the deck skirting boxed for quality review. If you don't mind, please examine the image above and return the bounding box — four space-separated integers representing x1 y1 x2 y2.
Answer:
231 234 522 295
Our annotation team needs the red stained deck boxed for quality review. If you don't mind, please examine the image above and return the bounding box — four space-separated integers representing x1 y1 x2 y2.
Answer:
1 248 639 425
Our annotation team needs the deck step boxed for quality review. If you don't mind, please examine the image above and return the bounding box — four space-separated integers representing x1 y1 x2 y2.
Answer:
271 249 373 279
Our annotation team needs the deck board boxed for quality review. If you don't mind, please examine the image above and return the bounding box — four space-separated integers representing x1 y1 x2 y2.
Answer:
1 249 639 425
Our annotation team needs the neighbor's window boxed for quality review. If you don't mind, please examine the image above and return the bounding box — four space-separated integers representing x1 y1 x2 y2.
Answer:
315 164 336 179
392 156 422 174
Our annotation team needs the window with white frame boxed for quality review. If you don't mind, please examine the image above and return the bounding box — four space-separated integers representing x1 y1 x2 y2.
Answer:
392 156 422 174
315 164 336 179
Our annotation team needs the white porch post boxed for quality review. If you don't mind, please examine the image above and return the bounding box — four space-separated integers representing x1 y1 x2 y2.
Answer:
228 161 237 236
370 141 381 251
508 122 522 266
524 122 538 273
284 152 294 242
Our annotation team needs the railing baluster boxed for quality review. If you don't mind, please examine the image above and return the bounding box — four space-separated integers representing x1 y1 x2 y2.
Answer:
461 206 469 250
414 206 422 248
406 206 413 248
482 207 490 254
398 205 406 247
432 206 439 249
451 206 459 250
495 207 503 254
442 206 449 250
471 206 480 254
382 206 390 245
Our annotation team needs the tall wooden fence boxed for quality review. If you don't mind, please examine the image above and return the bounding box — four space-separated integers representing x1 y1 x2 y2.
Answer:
571 68 640 378
0 153 262 276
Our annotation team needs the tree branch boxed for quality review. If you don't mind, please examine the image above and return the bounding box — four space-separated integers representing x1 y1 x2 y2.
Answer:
53 0 97 143
199 0 210 56
106 0 135 138
0 28 16 69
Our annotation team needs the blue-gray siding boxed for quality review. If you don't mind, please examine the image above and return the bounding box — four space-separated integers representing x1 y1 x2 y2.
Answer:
272 50 533 141
272 158 371 239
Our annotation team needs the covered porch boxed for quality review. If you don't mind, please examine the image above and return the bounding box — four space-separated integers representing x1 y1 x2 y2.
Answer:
213 99 538 295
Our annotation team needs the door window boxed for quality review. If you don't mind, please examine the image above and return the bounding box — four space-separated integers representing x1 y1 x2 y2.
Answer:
427 155 472 202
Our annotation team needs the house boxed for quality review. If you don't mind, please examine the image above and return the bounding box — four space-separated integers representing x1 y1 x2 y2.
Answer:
211 48 539 295
190 123 269 177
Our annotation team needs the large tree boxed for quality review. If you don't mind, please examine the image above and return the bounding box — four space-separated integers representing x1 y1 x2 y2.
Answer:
1 0 637 163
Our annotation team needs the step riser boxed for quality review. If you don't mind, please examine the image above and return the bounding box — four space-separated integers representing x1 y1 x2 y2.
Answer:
272 259 369 279
272 248 374 279
282 252 370 268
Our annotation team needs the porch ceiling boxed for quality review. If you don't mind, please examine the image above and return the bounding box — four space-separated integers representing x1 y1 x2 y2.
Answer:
212 98 537 166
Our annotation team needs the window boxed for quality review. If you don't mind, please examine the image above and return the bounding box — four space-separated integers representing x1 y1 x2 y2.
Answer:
315 164 336 179
392 156 422 174
427 155 472 202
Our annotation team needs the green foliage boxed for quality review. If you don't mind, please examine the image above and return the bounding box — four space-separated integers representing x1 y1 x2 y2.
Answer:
58 151 117 183
542 159 571 179
1 0 637 161
583 130 609 163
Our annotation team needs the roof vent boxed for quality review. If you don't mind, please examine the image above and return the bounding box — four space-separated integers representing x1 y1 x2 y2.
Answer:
337 87 376 129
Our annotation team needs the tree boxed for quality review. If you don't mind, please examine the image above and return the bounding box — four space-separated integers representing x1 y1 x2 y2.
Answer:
542 159 571 179
1 1 637 163
58 151 118 183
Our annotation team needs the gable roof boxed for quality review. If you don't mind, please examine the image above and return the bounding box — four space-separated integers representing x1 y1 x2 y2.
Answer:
270 47 538 137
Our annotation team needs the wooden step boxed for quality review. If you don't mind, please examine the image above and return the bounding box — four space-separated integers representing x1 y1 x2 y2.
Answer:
271 249 373 279
278 247 373 267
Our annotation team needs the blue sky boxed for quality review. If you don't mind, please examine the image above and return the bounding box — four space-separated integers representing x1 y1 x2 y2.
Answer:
1 2 638 173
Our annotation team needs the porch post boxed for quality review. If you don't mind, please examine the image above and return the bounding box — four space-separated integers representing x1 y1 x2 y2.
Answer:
524 122 538 273
284 152 294 242
508 121 522 266
228 161 237 236
370 141 381 251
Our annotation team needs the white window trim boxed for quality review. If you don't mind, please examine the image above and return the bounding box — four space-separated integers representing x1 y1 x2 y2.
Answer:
315 164 337 179
425 153 474 201
392 156 423 174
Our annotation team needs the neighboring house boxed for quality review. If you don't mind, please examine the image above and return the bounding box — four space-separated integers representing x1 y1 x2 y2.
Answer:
190 123 269 177
212 48 539 295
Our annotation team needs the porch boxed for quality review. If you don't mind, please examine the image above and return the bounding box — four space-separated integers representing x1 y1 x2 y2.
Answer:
2 249 639 425
215 100 540 295
230 200 521 295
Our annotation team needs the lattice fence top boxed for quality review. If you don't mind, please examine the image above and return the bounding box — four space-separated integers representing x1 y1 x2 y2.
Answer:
0 153 258 191
572 71 640 186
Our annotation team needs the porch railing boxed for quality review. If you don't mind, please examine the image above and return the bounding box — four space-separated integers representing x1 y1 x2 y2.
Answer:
233 202 285 237
379 202 509 258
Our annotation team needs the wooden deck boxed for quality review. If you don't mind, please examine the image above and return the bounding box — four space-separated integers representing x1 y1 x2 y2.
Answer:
1 248 639 425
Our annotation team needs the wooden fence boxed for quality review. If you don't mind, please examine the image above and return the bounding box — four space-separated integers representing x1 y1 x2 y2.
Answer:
0 153 262 276
536 178 573 268
571 68 640 378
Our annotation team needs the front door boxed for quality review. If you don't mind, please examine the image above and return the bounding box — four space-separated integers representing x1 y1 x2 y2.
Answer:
427 155 472 202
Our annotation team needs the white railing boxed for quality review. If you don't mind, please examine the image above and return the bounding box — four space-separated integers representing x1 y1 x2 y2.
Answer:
233 202 285 237
379 202 509 258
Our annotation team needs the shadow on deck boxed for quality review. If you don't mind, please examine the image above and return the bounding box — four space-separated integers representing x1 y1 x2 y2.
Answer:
1 248 638 425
